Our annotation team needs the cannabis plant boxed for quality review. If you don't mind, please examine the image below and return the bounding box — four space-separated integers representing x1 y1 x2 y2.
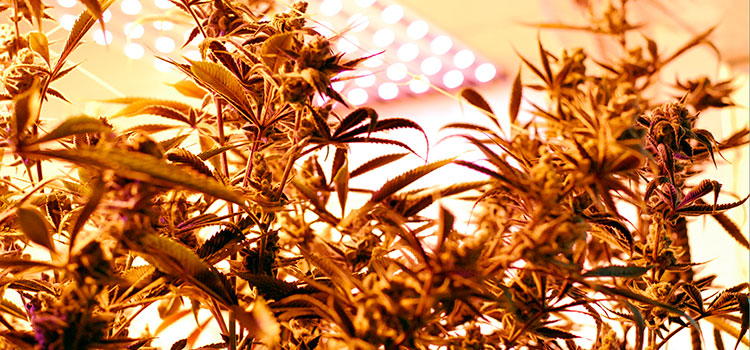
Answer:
0 0 747 349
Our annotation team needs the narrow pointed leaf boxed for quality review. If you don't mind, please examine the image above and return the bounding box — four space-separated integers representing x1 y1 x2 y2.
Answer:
736 294 749 350
350 153 408 178
677 194 749 216
54 0 116 77
370 158 454 203
509 66 523 125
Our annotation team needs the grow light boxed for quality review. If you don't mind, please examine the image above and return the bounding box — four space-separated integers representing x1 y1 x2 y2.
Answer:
45 0 500 104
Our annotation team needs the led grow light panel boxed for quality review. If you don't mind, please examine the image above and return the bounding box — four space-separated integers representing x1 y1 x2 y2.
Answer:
46 0 501 105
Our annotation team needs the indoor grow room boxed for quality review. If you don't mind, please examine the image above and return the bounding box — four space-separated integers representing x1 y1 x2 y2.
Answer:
0 0 747 349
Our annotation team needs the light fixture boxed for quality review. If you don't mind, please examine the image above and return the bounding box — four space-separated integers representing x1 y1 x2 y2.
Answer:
378 82 399 100
381 5 404 24
454 49 475 69
407 21 429 40
431 35 452 55
443 70 464 89
420 57 442 76
47 0 501 102
347 88 368 105
475 63 497 82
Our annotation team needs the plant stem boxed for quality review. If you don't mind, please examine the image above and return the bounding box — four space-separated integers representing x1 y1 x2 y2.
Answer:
229 310 236 350
242 129 263 188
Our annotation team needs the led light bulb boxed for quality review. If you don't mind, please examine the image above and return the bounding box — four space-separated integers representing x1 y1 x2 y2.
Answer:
320 0 342 16
397 43 419 62
378 83 399 100
454 49 475 69
347 88 368 105
93 30 113 45
155 36 175 53
431 36 452 55
348 13 369 32
409 76 430 94
443 70 464 88
124 22 145 39
120 0 142 15
407 21 429 40
381 4 403 24
60 15 76 30
386 63 408 81
475 63 497 82
373 29 395 48
355 70 376 88
58 0 76 8
420 57 442 76
124 42 144 59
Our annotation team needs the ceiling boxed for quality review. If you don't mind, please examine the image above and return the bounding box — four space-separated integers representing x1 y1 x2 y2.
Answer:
399 0 749 70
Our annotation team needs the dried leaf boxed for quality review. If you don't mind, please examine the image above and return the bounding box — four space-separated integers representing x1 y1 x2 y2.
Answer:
509 66 523 125
28 147 245 207
27 31 49 65
168 80 207 99
129 233 237 306
16 206 55 253
332 149 348 216
582 264 652 278
186 59 256 125
28 115 110 145
167 148 214 178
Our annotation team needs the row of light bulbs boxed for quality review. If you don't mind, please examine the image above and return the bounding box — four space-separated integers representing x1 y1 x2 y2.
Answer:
51 0 499 105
